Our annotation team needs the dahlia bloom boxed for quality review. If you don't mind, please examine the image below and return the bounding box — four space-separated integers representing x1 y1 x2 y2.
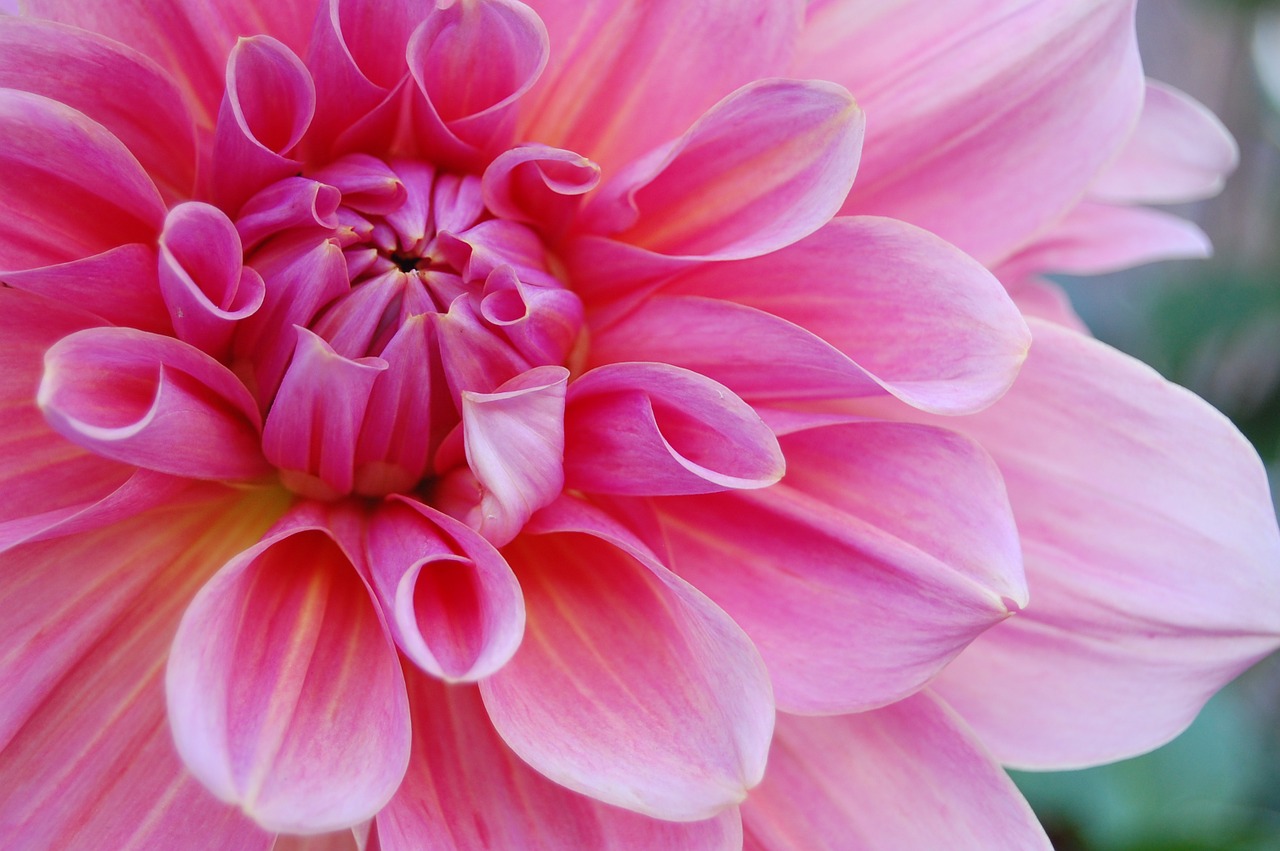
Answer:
1 0 1277 848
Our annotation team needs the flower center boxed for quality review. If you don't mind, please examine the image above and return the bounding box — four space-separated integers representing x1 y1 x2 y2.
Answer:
250 154 585 503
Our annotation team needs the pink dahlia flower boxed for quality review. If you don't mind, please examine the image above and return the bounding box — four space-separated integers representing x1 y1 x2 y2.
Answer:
1 1 1276 848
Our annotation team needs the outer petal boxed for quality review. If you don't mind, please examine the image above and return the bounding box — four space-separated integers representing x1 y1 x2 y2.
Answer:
0 89 164 272
0 489 284 850
363 498 525 683
521 0 802 176
377 674 743 851
571 79 863 288
1090 79 1238 205
0 289 133 534
648 421 1025 714
25 0 322 125
0 17 197 201
480 498 775 822
563 363 784 496
800 0 1144 265
599 217 1031 416
741 694 1051 851
38 328 269 481
995 201 1211 283
884 320 1280 767
166 506 412 834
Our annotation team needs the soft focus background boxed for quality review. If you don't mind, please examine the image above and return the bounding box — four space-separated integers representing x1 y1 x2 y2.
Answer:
1012 2 1280 848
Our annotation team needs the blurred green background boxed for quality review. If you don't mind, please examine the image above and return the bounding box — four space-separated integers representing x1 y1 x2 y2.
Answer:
1013 2 1280 848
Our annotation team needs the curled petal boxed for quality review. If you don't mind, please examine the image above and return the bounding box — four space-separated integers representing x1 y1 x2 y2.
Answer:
573 79 864 287
481 265 584 370
482 144 600 235
160 202 265 358
0 89 164 272
649 421 1026 714
0 17 197 201
742 695 1051 850
261 327 387 500
236 177 343 251
435 366 568 547
378 675 743 850
166 512 411 834
213 35 315 214
363 498 525 682
38 328 268 481
407 0 550 163
564 363 784 495
482 497 774 821
1091 79 1239 204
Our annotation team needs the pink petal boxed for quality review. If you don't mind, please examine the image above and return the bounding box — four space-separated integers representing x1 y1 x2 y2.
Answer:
480 264 585 366
261 327 387 500
432 293 533 402
571 79 863 287
482 144 601 237
0 290 133 533
377 674 744 850
0 17 197 201
25 0 319 127
996 201 1211 282
563 363 784 496
0 491 284 850
234 235 351 404
362 498 525 682
236 177 343 252
38 327 269 481
597 217 1030 415
741 694 1051 850
160 202 266 358
433 366 567 547
0 88 164 272
648 420 1025 714
802 0 1144 265
166 506 412 834
520 0 803 177
1091 79 1238 204
872 320 1280 768
2 243 171 333
406 0 549 164
213 35 315 214
481 497 774 821
1006 278 1090 334
273 829 366 851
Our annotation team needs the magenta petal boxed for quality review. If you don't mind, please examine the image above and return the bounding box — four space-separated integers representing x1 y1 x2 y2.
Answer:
0 17 197 202
363 498 525 682
578 78 863 262
160 202 265 358
436 366 568 547
0 493 282 850
407 0 549 161
353 314 436 495
482 144 600 236
166 510 411 835
564 363 784 496
213 35 316 214
884 320 1280 768
2 243 171 333
649 421 1025 714
261 327 388 500
39 328 269 481
742 695 1051 850
0 89 164 272
236 177 343 251
377 674 743 851
482 497 774 821
1091 80 1238 204
522 0 803 176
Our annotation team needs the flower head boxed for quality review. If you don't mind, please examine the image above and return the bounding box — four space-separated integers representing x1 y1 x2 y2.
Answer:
1 1 1277 849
